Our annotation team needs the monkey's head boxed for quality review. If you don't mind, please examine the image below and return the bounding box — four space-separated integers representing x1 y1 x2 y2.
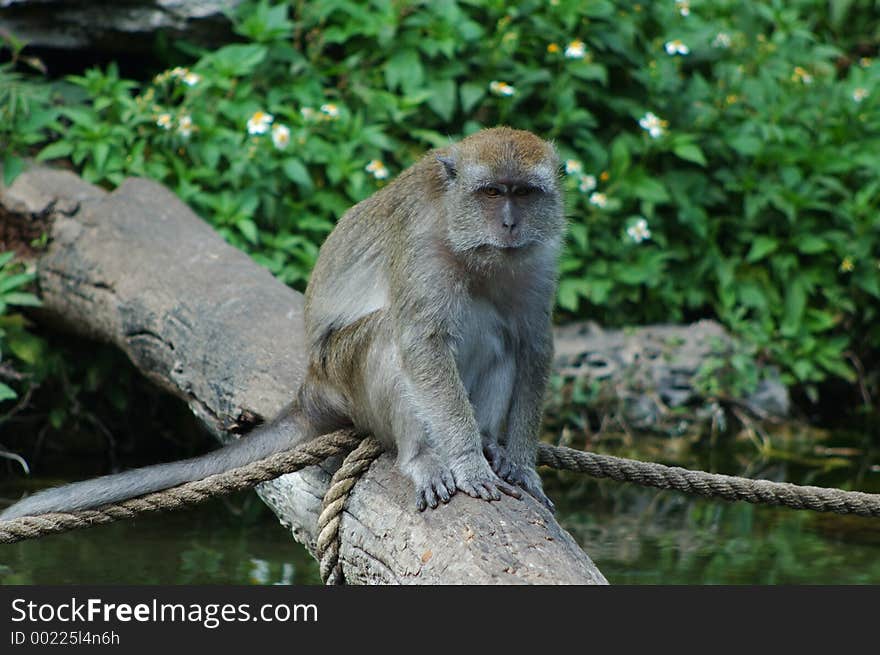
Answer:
435 127 564 258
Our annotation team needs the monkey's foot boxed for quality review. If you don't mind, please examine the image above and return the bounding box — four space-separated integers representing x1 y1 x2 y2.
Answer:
505 465 555 512
451 459 521 503
403 456 457 511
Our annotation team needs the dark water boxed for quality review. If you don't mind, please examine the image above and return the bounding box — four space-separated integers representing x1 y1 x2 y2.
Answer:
2 426 878 585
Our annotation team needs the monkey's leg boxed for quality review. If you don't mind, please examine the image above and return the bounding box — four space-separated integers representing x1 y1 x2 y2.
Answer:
468 354 518 482
499 334 555 511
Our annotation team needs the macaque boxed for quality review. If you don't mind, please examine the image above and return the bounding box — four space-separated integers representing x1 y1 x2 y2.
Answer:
1 126 564 520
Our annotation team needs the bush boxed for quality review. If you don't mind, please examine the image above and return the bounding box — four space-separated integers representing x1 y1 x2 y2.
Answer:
5 0 880 402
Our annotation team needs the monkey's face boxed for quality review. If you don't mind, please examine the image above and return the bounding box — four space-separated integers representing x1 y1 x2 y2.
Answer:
471 181 560 249
443 163 565 256
436 127 565 258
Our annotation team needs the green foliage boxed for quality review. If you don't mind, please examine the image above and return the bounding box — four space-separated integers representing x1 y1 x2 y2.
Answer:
6 0 880 398
0 36 61 187
0 252 42 403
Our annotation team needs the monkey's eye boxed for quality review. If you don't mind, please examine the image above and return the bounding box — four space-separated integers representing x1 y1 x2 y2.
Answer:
482 186 502 197
513 186 534 197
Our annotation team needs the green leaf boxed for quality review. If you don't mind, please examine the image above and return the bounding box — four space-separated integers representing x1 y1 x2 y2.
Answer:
0 273 34 294
384 49 424 94
795 235 828 254
93 141 110 173
569 63 608 85
609 137 631 176
59 106 99 127
48 407 66 430
780 278 807 337
282 159 313 190
36 141 74 162
0 382 17 402
1 292 41 307
460 82 485 114
746 236 779 262
210 44 268 76
557 278 591 311
627 172 669 203
728 134 762 156
2 154 26 186
427 78 456 122
673 143 707 167
7 330 45 364
236 219 259 244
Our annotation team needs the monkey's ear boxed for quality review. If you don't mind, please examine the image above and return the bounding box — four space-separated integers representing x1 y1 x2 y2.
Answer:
436 153 457 181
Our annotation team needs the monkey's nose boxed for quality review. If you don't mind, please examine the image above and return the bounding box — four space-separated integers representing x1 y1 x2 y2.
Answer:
501 218 518 232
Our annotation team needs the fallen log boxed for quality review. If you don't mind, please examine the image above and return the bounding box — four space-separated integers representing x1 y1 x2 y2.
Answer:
0 167 607 585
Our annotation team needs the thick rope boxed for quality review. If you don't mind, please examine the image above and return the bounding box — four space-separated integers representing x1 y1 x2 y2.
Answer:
537 443 880 518
2 433 879 558
315 437 384 584
0 429 362 545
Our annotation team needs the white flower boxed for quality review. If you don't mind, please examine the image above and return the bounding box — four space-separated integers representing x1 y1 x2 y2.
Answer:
589 192 608 208
638 112 668 139
365 159 389 180
664 39 690 55
712 32 732 48
247 110 274 135
489 80 516 97
177 114 193 138
564 40 587 59
626 218 651 243
676 0 690 17
578 175 597 193
272 124 291 150
320 103 340 119
853 87 869 103
182 72 201 87
564 159 583 175
156 113 173 130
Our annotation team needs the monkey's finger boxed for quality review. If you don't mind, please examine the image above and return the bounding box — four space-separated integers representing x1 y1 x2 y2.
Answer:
496 482 522 500
416 494 428 512
441 470 456 495
459 481 492 500
436 482 452 504
522 485 554 512
480 482 502 501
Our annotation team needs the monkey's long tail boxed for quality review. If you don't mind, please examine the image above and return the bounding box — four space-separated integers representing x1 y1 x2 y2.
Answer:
0 411 304 521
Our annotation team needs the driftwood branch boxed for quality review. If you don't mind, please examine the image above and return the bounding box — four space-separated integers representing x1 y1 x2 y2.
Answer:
0 167 606 585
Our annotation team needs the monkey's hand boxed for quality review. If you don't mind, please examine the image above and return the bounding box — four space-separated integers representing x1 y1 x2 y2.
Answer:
485 443 554 512
449 454 521 503
403 453 458 511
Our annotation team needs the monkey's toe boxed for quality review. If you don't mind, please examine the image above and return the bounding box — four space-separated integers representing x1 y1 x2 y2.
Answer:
508 466 554 512
485 443 514 480
452 463 520 502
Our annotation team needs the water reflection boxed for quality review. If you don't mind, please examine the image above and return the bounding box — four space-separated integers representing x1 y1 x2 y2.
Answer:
1 426 877 585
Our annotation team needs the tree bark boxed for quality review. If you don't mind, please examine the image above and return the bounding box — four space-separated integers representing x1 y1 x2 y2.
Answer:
0 167 607 585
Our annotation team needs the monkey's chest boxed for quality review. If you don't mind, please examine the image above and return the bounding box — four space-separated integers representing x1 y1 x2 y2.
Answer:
454 299 515 398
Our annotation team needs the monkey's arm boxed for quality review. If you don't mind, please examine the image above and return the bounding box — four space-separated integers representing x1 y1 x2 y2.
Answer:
395 326 512 499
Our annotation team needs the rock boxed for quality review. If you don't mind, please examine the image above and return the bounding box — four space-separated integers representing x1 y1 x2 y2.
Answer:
0 0 240 53
551 320 790 434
